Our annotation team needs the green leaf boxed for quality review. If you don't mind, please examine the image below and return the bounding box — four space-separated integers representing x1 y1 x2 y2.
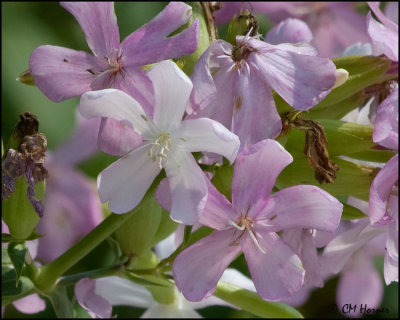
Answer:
341 201 368 220
7 242 27 285
124 271 174 288
276 157 377 201
284 119 376 158
2 176 43 240
1 270 34 306
342 149 395 163
211 164 234 201
48 286 74 318
214 281 303 318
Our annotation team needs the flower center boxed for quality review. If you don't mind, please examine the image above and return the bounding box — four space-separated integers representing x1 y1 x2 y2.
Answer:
148 133 172 169
229 215 266 254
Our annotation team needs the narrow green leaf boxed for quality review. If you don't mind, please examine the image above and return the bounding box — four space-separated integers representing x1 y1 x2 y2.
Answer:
343 149 395 163
48 286 74 318
7 242 27 285
276 157 377 201
124 271 174 288
214 281 303 318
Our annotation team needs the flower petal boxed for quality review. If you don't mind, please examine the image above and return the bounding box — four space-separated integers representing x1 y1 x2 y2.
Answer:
241 230 304 301
60 2 120 58
79 88 149 135
265 18 313 44
13 294 46 314
95 276 153 308
232 63 282 149
75 278 113 318
176 118 239 163
337 256 383 317
369 154 398 224
265 185 342 232
173 229 241 302
367 12 398 62
164 149 207 225
232 139 292 218
372 89 398 150
198 175 235 230
121 2 198 67
248 40 337 110
29 45 102 102
97 117 142 156
384 251 398 285
97 143 160 214
321 219 385 274
147 61 193 132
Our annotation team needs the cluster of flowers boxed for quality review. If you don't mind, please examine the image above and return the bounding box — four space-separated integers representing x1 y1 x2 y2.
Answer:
2 1 398 318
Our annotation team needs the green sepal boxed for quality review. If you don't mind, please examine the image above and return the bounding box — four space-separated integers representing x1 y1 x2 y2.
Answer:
48 286 74 318
150 209 178 248
226 12 251 45
214 281 303 318
2 177 44 241
7 242 27 285
146 285 176 305
129 250 159 270
176 2 213 76
276 157 377 201
341 201 368 220
211 164 234 201
2 231 43 243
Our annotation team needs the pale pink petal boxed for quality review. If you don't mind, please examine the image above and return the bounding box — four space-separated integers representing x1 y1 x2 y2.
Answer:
265 185 342 232
272 42 318 56
369 154 398 224
384 2 398 25
97 143 160 214
53 114 101 166
265 18 313 44
95 276 153 308
241 230 305 301
367 12 398 62
79 88 149 135
147 61 192 132
75 278 112 318
384 252 398 284
198 176 235 230
29 45 103 102
368 2 398 32
321 219 385 274
173 229 241 302
232 64 282 149
372 89 398 150
60 2 120 58
97 118 142 156
155 178 172 212
232 139 292 218
164 149 207 225
337 256 383 317
13 294 46 314
121 2 198 67
386 196 398 261
248 40 337 110
176 118 239 163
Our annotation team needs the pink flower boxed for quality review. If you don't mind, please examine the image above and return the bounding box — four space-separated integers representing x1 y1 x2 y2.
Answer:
173 139 342 301
79 61 240 224
188 33 336 150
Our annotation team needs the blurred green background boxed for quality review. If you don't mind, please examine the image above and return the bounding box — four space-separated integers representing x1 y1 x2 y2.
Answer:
1 2 398 318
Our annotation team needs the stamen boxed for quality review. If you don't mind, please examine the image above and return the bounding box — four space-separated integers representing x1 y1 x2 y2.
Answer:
247 227 266 254
229 219 245 230
148 133 172 169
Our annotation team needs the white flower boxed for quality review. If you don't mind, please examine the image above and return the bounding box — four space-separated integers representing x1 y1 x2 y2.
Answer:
79 60 240 224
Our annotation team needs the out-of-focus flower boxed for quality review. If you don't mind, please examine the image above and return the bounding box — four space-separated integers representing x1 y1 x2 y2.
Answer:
188 31 336 150
214 2 370 58
74 232 255 318
79 60 240 224
36 114 104 263
367 1 398 62
173 139 342 302
29 2 199 157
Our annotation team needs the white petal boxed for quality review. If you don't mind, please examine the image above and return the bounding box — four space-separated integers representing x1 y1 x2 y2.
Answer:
79 88 149 135
148 61 193 131
176 118 240 163
98 143 160 213
164 149 207 225
95 276 154 308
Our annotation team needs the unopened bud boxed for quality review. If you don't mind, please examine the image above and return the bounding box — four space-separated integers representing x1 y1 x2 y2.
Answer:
332 68 349 89
227 10 259 45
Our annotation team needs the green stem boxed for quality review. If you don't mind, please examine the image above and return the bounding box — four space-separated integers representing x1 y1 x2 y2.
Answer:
34 212 135 294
